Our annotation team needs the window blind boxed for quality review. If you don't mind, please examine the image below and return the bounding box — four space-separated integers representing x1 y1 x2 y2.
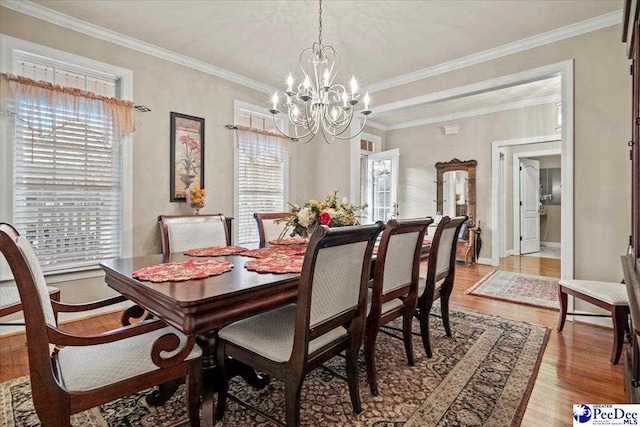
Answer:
12 63 121 272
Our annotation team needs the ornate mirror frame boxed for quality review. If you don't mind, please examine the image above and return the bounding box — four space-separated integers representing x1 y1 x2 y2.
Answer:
435 158 477 226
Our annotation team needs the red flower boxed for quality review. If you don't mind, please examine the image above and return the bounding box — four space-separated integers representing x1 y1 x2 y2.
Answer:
318 212 331 226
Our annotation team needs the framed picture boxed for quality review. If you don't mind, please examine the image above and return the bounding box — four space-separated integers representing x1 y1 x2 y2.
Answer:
170 112 205 202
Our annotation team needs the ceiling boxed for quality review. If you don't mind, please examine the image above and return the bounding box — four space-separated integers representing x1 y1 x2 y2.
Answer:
31 0 620 90
372 76 562 128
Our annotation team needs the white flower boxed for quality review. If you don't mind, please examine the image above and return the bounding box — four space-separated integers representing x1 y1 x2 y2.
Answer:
297 207 312 227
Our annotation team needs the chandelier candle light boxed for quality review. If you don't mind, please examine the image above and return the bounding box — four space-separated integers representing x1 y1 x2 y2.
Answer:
270 0 371 143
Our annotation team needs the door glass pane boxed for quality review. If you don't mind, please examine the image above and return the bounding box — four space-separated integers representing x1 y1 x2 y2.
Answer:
370 158 392 222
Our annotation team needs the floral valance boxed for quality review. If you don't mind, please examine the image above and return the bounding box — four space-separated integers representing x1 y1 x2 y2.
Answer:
235 125 291 163
0 73 135 144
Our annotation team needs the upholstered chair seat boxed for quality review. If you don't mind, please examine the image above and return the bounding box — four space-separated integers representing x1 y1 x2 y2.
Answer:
366 288 405 316
57 326 202 392
418 277 442 297
558 280 628 305
218 304 347 363
557 279 630 364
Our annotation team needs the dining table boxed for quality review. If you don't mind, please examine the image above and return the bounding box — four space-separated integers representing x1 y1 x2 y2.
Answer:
99 239 431 426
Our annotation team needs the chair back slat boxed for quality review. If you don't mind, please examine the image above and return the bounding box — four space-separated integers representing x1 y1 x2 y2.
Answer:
293 223 384 361
158 214 228 255
16 236 57 327
309 241 369 328
382 231 421 294
254 212 290 247
435 227 458 277
426 216 468 287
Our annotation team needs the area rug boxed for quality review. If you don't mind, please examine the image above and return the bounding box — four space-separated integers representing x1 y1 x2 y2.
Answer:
465 270 560 310
0 306 549 427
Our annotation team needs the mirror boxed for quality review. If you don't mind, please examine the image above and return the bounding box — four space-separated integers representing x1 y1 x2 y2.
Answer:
436 158 477 225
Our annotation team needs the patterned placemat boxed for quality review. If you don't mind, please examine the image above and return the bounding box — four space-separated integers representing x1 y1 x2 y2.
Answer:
242 244 307 259
184 246 248 257
269 237 307 245
245 255 305 274
132 259 234 282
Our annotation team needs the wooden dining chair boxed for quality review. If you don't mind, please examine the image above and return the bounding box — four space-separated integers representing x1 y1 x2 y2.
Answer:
365 217 432 396
254 212 291 247
0 223 203 427
417 216 467 358
0 285 60 325
216 223 384 426
158 214 230 255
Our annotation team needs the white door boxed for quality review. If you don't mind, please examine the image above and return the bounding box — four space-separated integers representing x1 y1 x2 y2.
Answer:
520 158 540 254
366 149 399 223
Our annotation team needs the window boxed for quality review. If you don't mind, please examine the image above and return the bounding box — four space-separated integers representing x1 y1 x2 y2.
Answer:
234 102 289 244
1 38 132 277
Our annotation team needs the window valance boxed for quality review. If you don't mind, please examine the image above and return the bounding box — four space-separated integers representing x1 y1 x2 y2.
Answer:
235 125 291 163
0 73 135 144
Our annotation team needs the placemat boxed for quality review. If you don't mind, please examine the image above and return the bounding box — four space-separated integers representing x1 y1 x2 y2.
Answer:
132 259 234 282
242 244 307 258
269 237 307 245
244 255 305 274
184 245 248 257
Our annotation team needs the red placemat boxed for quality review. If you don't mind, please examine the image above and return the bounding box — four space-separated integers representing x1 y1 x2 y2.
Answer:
184 245 248 257
132 259 234 282
423 237 432 245
245 255 305 274
242 244 307 259
269 237 307 245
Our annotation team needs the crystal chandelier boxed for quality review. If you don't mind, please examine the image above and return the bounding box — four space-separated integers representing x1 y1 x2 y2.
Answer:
269 0 371 144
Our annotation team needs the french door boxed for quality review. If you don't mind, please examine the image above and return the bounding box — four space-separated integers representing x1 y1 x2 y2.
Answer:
364 149 399 224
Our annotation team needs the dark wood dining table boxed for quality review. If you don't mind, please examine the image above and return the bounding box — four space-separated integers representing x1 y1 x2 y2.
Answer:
100 240 431 426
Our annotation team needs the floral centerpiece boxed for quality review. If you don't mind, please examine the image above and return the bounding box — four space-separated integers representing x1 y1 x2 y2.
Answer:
186 184 206 215
277 191 364 239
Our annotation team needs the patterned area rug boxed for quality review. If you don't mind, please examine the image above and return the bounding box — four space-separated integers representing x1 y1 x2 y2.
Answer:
0 306 549 427
465 270 560 310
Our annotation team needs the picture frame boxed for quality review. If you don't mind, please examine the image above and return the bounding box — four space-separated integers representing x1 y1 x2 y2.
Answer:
170 112 205 202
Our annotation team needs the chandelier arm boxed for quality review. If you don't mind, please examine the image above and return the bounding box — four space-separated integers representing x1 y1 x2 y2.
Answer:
325 114 368 141
271 113 312 141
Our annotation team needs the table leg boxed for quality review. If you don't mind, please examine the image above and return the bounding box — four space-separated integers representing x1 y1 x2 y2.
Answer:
146 378 182 406
197 331 271 423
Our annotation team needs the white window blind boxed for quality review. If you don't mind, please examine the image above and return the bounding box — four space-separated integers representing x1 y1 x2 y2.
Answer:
13 61 122 272
236 112 288 244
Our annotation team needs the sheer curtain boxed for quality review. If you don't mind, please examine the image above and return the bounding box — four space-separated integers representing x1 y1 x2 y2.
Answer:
236 126 290 163
0 73 135 145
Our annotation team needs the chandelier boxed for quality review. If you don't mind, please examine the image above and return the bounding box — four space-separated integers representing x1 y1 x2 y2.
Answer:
269 0 371 144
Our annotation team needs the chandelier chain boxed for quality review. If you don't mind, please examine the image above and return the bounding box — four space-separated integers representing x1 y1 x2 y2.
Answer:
318 0 322 46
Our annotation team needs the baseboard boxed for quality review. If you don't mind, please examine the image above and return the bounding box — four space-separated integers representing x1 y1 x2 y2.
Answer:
477 257 493 265
503 250 514 257
541 241 561 248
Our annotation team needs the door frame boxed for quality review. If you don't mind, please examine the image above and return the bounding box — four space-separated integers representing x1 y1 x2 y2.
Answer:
490 60 574 281
512 148 561 255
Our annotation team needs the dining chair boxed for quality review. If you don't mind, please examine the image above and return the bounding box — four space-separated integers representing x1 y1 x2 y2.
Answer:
0 285 60 325
158 213 230 255
0 223 203 427
365 217 433 396
417 216 467 358
254 212 290 247
215 223 384 426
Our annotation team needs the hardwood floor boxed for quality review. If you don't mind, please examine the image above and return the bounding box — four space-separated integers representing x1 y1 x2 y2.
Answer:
0 256 624 426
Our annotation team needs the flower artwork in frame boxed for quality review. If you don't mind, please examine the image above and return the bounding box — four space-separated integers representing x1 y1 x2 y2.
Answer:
170 112 205 202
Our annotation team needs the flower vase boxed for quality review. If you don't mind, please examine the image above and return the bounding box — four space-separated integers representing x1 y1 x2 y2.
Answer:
179 174 196 192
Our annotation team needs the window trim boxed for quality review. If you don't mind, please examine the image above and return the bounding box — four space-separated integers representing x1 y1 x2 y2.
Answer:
0 35 133 281
233 100 289 244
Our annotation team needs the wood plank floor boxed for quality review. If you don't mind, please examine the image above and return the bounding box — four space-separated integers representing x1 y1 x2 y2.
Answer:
0 256 624 426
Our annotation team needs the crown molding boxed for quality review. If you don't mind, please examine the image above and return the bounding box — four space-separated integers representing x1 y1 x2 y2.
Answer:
0 0 275 94
365 10 622 94
383 95 559 131
364 119 387 131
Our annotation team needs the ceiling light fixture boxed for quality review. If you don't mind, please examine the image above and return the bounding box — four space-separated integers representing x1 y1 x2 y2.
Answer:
270 0 371 143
